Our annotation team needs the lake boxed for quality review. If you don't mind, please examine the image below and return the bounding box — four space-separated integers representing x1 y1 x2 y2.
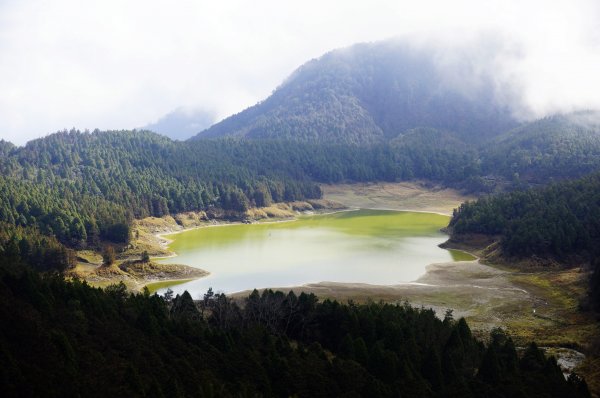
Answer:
155 209 474 298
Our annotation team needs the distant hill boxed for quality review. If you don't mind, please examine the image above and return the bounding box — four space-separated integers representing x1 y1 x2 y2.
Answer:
144 107 215 141
481 111 600 182
191 40 519 144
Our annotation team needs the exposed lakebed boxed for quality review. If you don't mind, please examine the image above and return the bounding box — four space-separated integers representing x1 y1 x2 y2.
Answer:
156 209 474 297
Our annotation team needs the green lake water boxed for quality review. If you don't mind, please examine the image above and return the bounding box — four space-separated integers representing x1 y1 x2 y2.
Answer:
157 209 474 297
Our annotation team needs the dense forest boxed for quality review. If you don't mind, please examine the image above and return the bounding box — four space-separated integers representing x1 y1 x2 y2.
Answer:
482 113 600 183
0 261 589 397
0 131 325 251
449 172 600 258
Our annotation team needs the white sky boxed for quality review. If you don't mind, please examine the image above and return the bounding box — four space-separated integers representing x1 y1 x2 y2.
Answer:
0 0 599 145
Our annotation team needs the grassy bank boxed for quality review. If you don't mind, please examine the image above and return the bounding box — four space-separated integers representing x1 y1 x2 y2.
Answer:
67 258 208 291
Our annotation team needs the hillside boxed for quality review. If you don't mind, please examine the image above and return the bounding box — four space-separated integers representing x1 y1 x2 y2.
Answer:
0 130 322 267
481 111 600 182
192 41 518 144
449 172 600 258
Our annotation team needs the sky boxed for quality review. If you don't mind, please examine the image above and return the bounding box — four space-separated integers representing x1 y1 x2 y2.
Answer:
0 0 599 145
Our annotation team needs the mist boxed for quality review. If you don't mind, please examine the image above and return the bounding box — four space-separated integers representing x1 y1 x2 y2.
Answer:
0 0 598 144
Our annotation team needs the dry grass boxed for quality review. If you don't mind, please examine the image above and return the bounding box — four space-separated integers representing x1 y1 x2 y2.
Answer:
71 259 208 292
76 250 103 264
321 181 473 215
259 205 296 218
307 199 347 210
174 211 208 228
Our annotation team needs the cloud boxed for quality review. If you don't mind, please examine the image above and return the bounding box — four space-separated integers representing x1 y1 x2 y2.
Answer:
0 0 599 144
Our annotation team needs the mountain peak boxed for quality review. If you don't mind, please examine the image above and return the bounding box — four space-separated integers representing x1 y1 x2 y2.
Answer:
191 40 518 144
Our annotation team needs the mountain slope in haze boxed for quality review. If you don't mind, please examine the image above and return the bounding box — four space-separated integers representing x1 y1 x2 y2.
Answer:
482 111 600 182
191 40 519 144
144 107 215 140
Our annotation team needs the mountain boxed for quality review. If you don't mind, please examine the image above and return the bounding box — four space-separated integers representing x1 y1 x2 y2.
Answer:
144 107 215 140
191 40 519 144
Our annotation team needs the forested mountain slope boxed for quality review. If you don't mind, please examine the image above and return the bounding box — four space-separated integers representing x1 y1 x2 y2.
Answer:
0 131 321 253
482 112 600 182
0 127 480 261
448 173 600 312
192 41 518 144
450 172 600 258
188 38 600 186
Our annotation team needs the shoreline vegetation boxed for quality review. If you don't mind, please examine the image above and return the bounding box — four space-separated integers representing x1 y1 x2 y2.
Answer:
68 198 347 290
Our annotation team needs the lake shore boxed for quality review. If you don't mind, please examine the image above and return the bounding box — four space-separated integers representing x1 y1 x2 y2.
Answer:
74 199 347 291
67 258 209 291
127 199 347 258
112 181 468 293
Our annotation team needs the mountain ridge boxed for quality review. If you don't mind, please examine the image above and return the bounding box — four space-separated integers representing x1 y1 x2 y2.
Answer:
191 40 519 144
